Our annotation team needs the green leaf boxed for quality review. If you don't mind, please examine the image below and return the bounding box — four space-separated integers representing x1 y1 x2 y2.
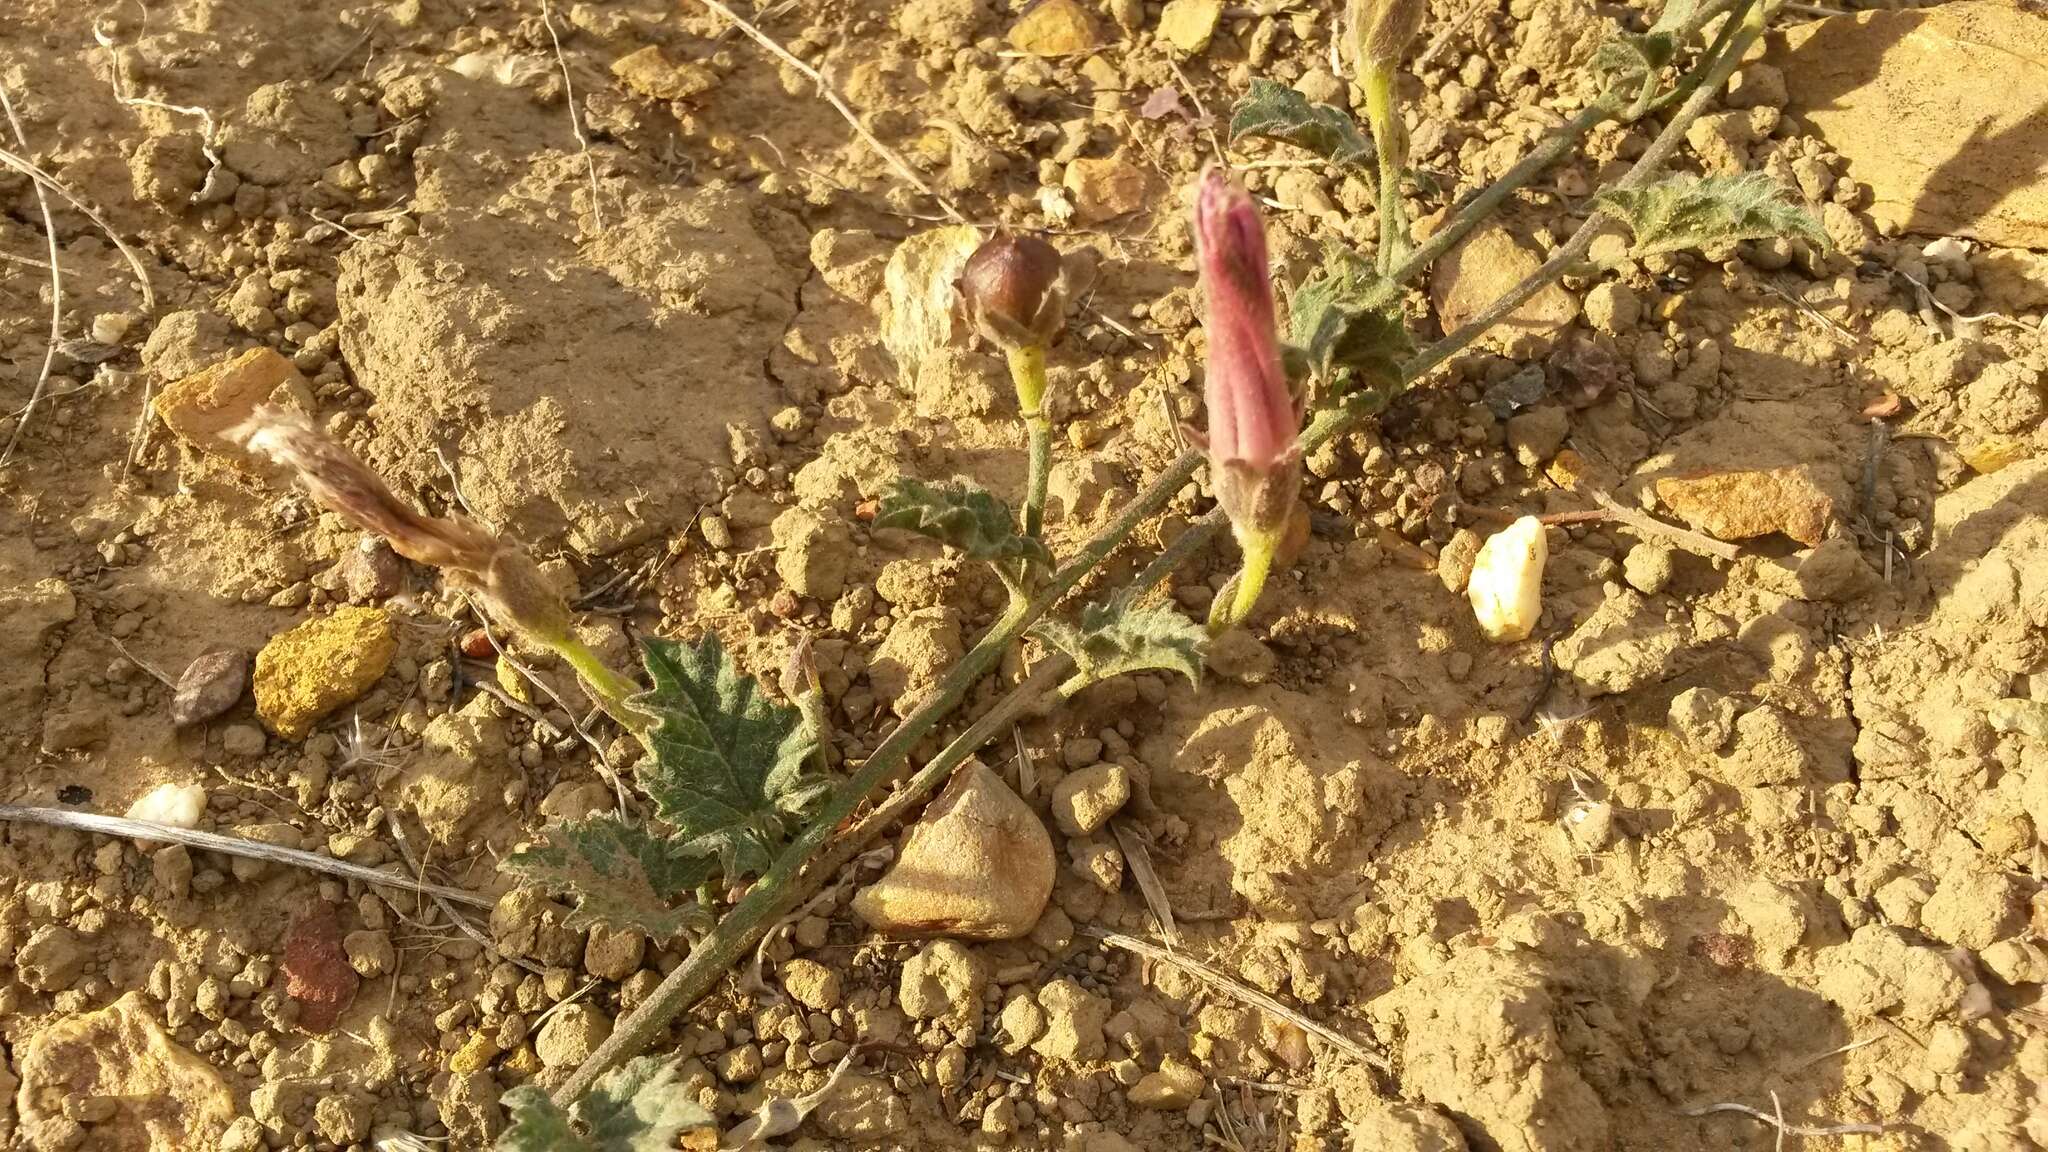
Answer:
874 477 1053 567
1228 78 1373 169
1034 601 1208 687
498 1058 713 1152
637 633 832 883
1285 247 1413 406
500 814 715 941
1594 173 1825 258
1592 0 1698 89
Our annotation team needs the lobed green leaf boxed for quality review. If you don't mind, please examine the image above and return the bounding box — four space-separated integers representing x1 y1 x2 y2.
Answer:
498 1057 713 1151
637 632 833 883
1034 601 1208 687
1285 247 1413 406
874 476 1054 566
500 814 715 941
1594 172 1825 258
1228 78 1373 169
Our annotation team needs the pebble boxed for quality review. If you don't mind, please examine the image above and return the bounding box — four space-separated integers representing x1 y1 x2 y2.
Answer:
609 44 719 102
1667 686 1737 754
852 762 1054 940
1030 978 1110 1061
1007 0 1099 55
1158 0 1224 54
155 347 308 460
536 1003 613 1068
1129 1057 1205 1109
252 607 396 740
1049 762 1130 837
170 649 249 728
1654 466 1836 546
1622 542 1675 596
781 958 844 1011
1063 157 1151 225
899 940 989 1030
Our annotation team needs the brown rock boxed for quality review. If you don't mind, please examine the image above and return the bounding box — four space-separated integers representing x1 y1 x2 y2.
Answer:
851 761 1055 940
1157 0 1223 53
156 348 308 459
1007 0 1099 55
14 992 235 1152
1064 157 1151 224
283 903 359 1032
1771 2 2048 248
610 44 719 102
1654 466 1835 545
170 649 249 728
1430 222 1578 358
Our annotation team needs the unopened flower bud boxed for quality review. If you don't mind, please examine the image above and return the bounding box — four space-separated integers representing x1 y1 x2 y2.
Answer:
1348 0 1425 69
958 232 1066 352
1195 167 1301 542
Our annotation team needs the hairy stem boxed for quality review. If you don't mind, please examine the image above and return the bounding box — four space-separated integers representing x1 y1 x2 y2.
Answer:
545 634 650 734
1363 63 1408 275
1207 530 1276 634
553 8 1763 1099
1023 414 1052 542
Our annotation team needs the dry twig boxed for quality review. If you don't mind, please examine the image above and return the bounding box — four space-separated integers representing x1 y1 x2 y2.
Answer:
93 17 227 201
0 85 63 469
1085 927 1389 1072
685 0 965 223
384 810 543 975
538 0 606 234
1585 487 1742 564
0 804 493 907
1681 1096 1885 1142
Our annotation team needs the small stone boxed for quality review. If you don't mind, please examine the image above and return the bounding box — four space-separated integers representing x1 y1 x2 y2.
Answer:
899 940 989 1030
999 994 1046 1053
326 539 404 604
313 1094 373 1145
170 649 249 728
1505 406 1569 469
125 781 207 831
1919 872 2029 950
1157 0 1223 53
1718 705 1815 787
771 507 854 601
717 1042 764 1084
1064 157 1151 225
582 924 647 982
1582 281 1640 335
155 348 309 459
536 1003 614 1068
1049 762 1130 837
19 925 89 991
1206 628 1278 683
1129 1057 1205 1109
1437 528 1483 594
1622 542 1675 595
781 958 843 1011
1031 977 1110 1061
1431 222 1578 359
1668 687 1737 754
1007 0 1099 55
868 607 964 719
852 761 1054 940
609 44 719 102
1069 837 1124 892
1793 536 1875 602
448 1032 501 1074
341 930 394 978
220 723 267 758
153 845 194 898
252 607 396 739
283 903 359 1033
1654 467 1836 546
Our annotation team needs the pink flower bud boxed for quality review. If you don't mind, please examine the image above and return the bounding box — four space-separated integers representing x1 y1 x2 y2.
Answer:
958 232 1066 351
1195 167 1301 539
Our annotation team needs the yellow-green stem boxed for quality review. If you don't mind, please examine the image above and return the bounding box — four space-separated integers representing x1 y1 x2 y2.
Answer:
1007 345 1052 545
1207 530 1277 634
545 633 649 734
1364 62 1408 275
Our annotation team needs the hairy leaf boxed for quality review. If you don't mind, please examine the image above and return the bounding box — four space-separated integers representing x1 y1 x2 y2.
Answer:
1595 173 1824 258
1034 601 1208 687
1592 0 1699 89
637 633 832 882
498 1058 713 1152
1285 247 1413 405
1228 79 1373 168
874 476 1053 566
501 814 715 941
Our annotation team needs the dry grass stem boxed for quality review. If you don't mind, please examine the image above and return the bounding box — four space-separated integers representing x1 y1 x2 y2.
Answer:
384 810 544 976
538 0 606 234
1111 819 1179 946
0 85 63 469
1085 927 1390 1072
94 18 226 201
0 803 493 907
0 146 155 310
1680 1096 1885 1141
1585 486 1742 563
687 0 965 223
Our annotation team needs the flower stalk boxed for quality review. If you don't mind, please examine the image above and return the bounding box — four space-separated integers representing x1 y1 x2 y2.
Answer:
1349 0 1425 273
959 232 1066 573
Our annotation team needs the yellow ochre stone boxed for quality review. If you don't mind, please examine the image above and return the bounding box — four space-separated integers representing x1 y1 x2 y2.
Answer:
254 606 397 739
14 991 235 1152
448 1031 501 1074
156 347 308 458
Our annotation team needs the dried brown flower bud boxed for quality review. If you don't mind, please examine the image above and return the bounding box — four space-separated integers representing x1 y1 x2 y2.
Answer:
957 232 1066 352
1348 0 1425 68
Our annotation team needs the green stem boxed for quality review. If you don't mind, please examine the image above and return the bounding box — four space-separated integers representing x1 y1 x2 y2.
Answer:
1363 62 1407 276
1206 529 1277 634
552 10 1764 1101
1023 413 1052 543
543 633 651 734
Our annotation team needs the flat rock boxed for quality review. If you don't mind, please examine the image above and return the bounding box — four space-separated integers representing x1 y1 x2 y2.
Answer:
14 992 235 1152
252 606 395 739
1770 3 2048 248
609 44 718 102
170 649 249 728
1653 466 1835 546
156 347 309 460
1157 0 1223 53
1429 222 1578 359
1064 157 1151 224
1007 0 1099 55
852 761 1054 940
